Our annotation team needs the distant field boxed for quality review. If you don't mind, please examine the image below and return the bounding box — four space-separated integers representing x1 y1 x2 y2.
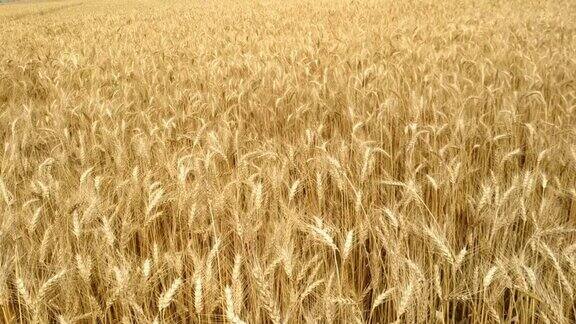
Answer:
1 0 576 323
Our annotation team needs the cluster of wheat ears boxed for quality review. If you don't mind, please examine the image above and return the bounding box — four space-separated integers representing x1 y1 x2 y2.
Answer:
1 0 575 323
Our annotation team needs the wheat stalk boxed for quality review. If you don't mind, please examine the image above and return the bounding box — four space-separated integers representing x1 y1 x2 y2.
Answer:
371 287 396 312
224 286 247 324
36 270 66 304
194 275 203 315
158 278 183 311
341 230 354 261
252 265 281 324
2 1 575 322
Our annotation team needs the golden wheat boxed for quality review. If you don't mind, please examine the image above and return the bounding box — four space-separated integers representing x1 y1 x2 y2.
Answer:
0 0 575 322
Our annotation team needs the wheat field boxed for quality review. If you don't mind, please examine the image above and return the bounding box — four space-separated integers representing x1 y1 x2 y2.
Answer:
1 0 576 323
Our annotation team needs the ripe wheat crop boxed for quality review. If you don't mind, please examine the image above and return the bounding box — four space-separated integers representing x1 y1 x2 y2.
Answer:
1 0 576 322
